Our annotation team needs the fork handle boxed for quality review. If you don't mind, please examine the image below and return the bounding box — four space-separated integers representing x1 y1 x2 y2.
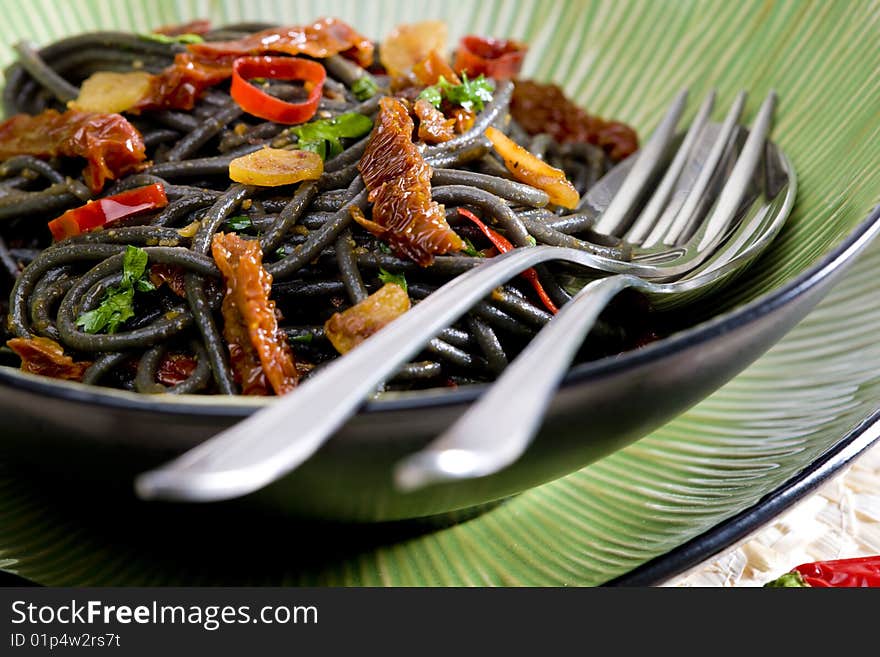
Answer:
135 245 614 502
393 274 642 491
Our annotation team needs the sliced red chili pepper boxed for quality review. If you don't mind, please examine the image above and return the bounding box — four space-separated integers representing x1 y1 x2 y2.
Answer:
230 56 326 125
453 35 527 79
47 183 168 242
457 208 558 314
765 555 880 587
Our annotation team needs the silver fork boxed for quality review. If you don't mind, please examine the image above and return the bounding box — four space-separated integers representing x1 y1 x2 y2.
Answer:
393 91 787 491
134 89 775 503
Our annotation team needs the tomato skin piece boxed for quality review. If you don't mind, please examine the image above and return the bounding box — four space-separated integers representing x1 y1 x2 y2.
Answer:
230 56 326 124
47 183 168 241
188 17 375 69
211 232 299 396
355 96 464 266
6 336 92 382
0 109 145 193
453 35 527 79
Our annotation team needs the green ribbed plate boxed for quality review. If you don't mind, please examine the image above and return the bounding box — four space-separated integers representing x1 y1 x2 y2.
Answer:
1 0 879 586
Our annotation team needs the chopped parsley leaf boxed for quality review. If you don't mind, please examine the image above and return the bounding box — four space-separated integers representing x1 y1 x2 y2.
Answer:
292 112 374 160
76 245 155 335
378 268 407 292
417 73 494 113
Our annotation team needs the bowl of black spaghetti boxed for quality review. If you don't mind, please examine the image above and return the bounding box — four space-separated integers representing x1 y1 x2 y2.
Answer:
0 9 875 524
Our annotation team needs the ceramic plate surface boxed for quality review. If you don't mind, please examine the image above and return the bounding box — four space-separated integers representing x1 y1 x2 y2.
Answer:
0 0 878 585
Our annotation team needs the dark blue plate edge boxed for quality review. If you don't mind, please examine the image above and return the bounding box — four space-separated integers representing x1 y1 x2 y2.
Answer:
603 407 880 587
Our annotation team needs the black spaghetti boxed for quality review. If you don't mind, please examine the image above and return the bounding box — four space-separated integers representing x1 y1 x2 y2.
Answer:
0 18 651 397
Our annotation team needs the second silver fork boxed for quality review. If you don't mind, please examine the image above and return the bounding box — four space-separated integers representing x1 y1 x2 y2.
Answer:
134 89 768 503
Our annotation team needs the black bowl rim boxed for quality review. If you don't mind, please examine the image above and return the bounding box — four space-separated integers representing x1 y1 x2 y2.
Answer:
1 203 879 419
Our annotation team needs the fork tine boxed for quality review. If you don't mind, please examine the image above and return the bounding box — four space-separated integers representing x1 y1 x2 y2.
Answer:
592 88 689 236
692 89 777 253
644 90 748 247
624 90 716 244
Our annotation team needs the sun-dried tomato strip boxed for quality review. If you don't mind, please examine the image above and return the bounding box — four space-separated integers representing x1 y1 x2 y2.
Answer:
153 19 212 37
133 53 234 112
510 79 639 161
211 232 299 396
413 99 455 144
126 18 373 113
189 17 374 68
355 96 464 266
157 352 198 386
0 109 146 193
7 336 92 382
149 263 188 298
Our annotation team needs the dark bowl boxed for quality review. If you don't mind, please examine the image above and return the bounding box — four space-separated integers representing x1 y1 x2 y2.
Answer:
2 1 880 525
2 199 878 521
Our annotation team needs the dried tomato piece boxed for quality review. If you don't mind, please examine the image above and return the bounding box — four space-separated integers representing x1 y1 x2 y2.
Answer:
413 99 455 144
149 263 188 297
0 109 146 193
133 52 234 112
189 17 375 68
355 96 464 266
324 283 411 354
153 19 212 37
380 21 448 77
7 336 92 382
510 79 639 161
453 35 527 80
411 50 460 86
211 232 299 396
156 352 198 386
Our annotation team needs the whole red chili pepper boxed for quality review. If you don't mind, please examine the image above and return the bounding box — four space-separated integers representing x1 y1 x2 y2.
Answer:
764 555 880 587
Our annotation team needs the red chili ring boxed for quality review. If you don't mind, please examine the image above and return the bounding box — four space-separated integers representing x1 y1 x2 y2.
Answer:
231 55 326 125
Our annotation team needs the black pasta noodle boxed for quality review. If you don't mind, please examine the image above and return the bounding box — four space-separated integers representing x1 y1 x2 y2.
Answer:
0 22 650 397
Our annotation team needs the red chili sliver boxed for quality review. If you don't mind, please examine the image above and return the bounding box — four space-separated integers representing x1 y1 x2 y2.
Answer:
453 35 527 79
48 183 168 241
765 555 880 587
794 556 880 587
457 208 558 314
231 56 325 124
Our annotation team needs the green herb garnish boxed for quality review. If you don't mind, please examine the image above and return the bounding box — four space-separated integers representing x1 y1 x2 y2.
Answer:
292 112 374 160
76 246 155 335
224 215 253 232
141 32 205 44
462 237 483 258
351 76 379 101
417 73 494 113
289 333 314 345
378 268 407 292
